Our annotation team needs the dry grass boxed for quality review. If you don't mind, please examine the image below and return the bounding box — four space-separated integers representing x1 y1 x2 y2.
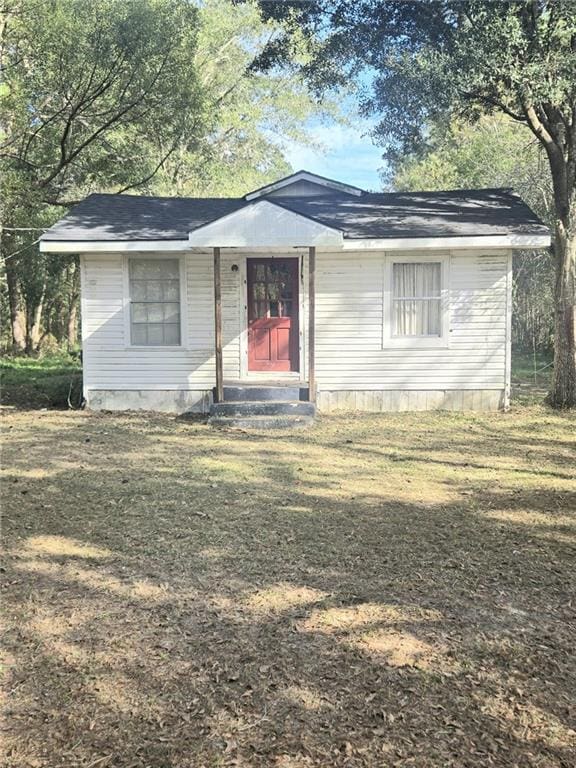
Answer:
1 404 575 767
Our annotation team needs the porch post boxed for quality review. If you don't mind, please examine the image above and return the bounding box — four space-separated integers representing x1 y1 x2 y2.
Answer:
308 246 316 402
213 246 224 403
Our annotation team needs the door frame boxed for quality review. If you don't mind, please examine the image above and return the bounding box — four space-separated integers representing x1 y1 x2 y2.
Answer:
239 253 306 380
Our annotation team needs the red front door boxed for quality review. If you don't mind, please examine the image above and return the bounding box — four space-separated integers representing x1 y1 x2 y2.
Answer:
247 258 299 372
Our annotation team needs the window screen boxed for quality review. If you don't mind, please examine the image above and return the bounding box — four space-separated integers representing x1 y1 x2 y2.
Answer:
129 258 181 346
392 262 442 337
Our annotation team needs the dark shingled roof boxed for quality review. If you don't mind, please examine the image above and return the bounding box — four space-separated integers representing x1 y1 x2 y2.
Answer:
41 188 548 242
272 189 548 240
41 195 246 242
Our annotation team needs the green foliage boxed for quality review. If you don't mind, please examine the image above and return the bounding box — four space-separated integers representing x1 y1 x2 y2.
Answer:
1 0 202 205
258 1 576 166
0 0 203 351
390 117 551 210
0 0 338 352
151 0 336 197
0 353 83 408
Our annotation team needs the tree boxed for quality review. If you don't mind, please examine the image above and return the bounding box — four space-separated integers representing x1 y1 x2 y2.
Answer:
0 0 336 351
258 0 576 407
1 0 203 351
150 0 335 198
389 115 555 356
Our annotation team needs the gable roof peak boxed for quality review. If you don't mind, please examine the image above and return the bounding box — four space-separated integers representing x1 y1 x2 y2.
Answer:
244 170 365 201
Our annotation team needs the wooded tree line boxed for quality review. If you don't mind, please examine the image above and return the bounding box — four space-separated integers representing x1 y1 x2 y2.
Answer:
2 0 574 406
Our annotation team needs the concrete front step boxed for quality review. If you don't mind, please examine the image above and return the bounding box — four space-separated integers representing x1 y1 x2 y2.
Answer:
209 414 314 429
209 384 315 428
218 385 309 402
211 400 315 418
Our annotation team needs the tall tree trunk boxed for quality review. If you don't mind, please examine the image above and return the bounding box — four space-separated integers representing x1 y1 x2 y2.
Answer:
5 258 26 351
549 213 576 407
67 260 80 349
67 298 78 348
25 281 46 354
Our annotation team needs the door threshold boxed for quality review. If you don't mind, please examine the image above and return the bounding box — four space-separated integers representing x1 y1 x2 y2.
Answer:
226 379 308 387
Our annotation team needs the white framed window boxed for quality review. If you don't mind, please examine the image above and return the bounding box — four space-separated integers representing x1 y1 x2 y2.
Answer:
124 256 186 347
383 254 450 347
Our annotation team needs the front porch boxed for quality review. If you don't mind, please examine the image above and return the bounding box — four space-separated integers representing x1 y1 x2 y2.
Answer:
209 245 318 427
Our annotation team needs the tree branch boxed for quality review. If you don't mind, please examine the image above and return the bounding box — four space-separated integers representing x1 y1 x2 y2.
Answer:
37 53 172 190
116 139 181 194
461 90 525 123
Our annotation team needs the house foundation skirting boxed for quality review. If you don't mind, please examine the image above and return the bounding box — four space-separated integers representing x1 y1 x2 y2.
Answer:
86 390 212 414
316 389 505 413
86 387 505 414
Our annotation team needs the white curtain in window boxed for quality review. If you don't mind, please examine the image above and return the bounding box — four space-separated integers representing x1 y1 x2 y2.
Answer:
129 258 181 345
393 262 441 337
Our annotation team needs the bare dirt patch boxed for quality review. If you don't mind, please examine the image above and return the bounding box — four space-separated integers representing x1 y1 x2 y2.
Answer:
2 405 575 767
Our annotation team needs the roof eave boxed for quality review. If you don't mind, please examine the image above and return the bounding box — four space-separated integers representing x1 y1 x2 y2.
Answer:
341 233 551 250
39 239 191 253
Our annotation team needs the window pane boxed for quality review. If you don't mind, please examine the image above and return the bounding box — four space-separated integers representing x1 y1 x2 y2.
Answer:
161 260 180 279
131 324 147 345
268 282 280 300
147 324 164 345
131 303 148 323
146 282 162 301
393 298 441 336
164 324 181 345
426 298 441 335
256 300 267 318
253 282 266 300
163 280 180 301
130 258 179 280
163 303 180 323
147 303 164 323
131 280 148 301
129 260 150 280
393 263 441 298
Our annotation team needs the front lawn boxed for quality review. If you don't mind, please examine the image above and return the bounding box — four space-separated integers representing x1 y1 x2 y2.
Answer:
2 406 575 767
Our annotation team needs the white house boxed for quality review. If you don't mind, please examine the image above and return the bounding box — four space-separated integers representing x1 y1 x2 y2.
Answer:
40 170 550 426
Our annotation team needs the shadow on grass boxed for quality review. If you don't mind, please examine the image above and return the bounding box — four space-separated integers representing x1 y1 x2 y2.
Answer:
2 407 575 767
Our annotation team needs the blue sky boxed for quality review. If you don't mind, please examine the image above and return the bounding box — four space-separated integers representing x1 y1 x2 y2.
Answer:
283 119 386 192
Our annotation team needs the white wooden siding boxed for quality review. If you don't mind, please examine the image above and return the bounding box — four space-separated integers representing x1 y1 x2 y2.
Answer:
81 252 216 392
81 247 510 401
314 249 509 391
